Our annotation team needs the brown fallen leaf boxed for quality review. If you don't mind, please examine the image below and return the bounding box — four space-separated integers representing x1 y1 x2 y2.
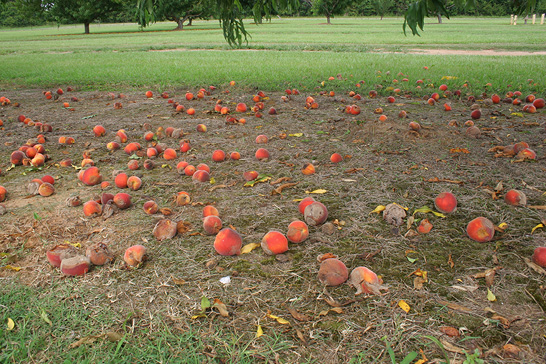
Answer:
523 258 546 275
209 184 227 192
503 343 521 358
414 277 426 290
171 276 186 285
159 208 173 216
212 299 229 317
288 307 312 322
440 339 466 354
447 254 454 269
69 334 102 348
527 205 546 210
317 253 338 263
270 177 292 185
318 307 343 317
437 300 472 313
425 177 464 185
271 182 299 195
295 329 307 344
439 326 460 337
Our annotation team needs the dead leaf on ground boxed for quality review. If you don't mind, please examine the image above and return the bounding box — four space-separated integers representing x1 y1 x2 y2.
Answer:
69 334 102 348
270 176 292 185
171 276 186 285
318 307 343 317
288 307 311 322
437 300 472 313
523 258 546 275
439 326 460 337
414 277 426 290
447 254 454 268
503 343 521 358
440 339 466 354
317 253 337 263
271 182 299 195
295 329 307 344
212 299 229 317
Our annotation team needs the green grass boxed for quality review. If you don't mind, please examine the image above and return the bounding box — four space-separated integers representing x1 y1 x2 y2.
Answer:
0 17 545 93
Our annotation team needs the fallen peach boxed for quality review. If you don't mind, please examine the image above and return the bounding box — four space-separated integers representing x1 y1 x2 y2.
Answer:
298 196 315 214
176 191 191 206
434 192 457 214
184 165 196 176
330 153 342 163
349 266 381 295
304 201 328 226
243 171 259 181
409 121 421 131
60 255 91 276
214 228 242 256
192 170 210 182
417 219 433 234
41 175 55 185
127 176 142 191
471 109 481 119
180 141 191 153
93 125 106 137
235 103 247 112
255 134 268 144
38 182 55 197
255 148 270 160
10 150 25 165
504 189 527 206
163 148 177 160
212 150 226 162
517 148 536 160
532 247 546 268
203 215 223 235
143 200 159 214
81 166 102 186
101 193 114 205
286 220 309 244
153 219 177 241
0 186 6 202
533 98 545 109
124 244 147 267
143 159 155 170
113 192 131 209
46 244 78 267
116 130 128 143
466 217 495 242
318 258 348 286
302 163 315 175
86 242 113 266
261 230 289 255
196 124 206 132
230 151 241 160
203 205 219 217
107 141 121 151
124 142 141 155
127 160 139 170
83 200 102 217
114 173 128 188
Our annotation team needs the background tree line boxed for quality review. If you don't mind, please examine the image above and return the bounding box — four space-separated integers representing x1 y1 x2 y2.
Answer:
1 0 544 29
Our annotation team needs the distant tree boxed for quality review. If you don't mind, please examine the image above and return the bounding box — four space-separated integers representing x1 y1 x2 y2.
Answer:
0 0 48 27
374 0 393 19
45 0 124 34
311 0 352 24
136 0 213 30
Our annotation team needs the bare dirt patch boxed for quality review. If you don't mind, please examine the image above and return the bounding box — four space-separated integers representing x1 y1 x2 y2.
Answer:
1 87 545 362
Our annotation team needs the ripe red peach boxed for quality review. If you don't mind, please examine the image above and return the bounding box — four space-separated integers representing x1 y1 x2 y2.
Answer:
143 200 159 214
60 255 91 276
243 171 259 181
184 165 196 176
236 103 247 112
107 141 121 151
25 147 37 158
83 200 102 217
318 258 348 286
261 230 289 255
466 217 495 243
330 153 342 163
286 220 309 244
145 91 153 98
127 160 139 170
116 130 128 143
304 201 328 226
504 189 527 206
491 94 501 104
127 176 142 191
471 109 481 119
153 219 177 241
517 148 536 160
46 244 78 267
349 266 381 295
143 159 155 170
185 92 194 101
81 167 102 186
124 244 147 267
180 141 191 153
10 150 25 165
163 148 177 160
203 215 223 235
124 142 141 154
434 192 457 214
230 151 241 160
203 205 219 218
60 159 72 167
101 193 114 205
513 142 529 154
114 173 128 188
417 219 433 234
212 150 226 162
302 163 315 175
192 169 210 182
0 186 6 202
176 191 191 206
93 125 106 137
532 247 546 268
255 148 270 160
86 242 113 266
214 228 242 256
196 124 206 132
38 182 55 197
298 196 315 214
533 98 545 109
80 158 94 168
42 175 55 185
409 121 421 131
255 134 268 144
113 192 131 209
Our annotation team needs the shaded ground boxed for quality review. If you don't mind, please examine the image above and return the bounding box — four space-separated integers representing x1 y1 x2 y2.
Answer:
0 86 545 363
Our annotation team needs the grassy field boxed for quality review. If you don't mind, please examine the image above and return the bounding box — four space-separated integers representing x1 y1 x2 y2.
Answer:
0 17 546 93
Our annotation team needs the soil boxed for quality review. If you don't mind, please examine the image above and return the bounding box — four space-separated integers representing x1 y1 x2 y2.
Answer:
0 87 545 363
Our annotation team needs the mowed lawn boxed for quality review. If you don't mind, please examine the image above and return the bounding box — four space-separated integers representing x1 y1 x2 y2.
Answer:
0 17 545 92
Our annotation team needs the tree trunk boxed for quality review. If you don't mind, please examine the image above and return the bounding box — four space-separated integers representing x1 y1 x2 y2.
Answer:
187 18 193 26
380 15 384 20
175 17 184 30
437 13 442 24
84 22 90 34
326 14 331 24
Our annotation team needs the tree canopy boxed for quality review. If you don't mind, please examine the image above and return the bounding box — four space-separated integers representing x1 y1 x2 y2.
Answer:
45 0 124 33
